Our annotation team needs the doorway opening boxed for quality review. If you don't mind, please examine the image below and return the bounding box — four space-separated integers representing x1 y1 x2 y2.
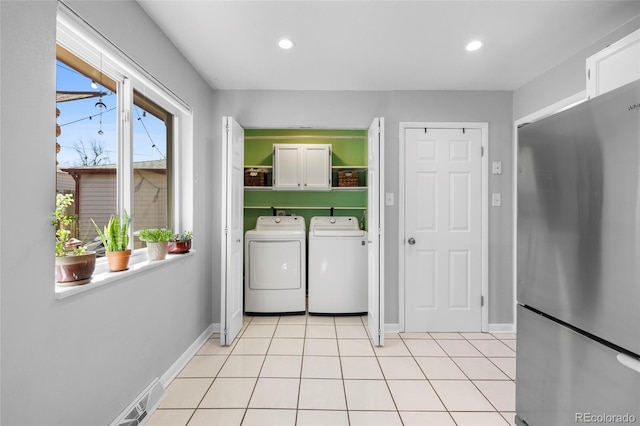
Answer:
221 118 385 346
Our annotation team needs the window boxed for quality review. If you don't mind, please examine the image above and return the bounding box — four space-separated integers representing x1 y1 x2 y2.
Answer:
56 45 119 246
56 6 191 259
132 90 171 249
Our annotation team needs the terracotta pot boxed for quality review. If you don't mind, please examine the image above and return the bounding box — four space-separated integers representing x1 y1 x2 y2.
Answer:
106 249 132 272
55 252 96 286
146 241 168 261
168 240 191 254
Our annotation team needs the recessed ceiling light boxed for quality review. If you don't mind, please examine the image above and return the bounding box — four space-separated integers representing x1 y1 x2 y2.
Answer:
466 40 483 51
278 39 295 50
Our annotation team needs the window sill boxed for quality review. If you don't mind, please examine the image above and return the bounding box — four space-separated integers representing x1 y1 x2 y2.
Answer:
55 249 195 300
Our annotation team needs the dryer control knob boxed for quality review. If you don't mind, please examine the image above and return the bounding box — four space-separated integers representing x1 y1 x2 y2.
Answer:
275 217 281 223
330 218 336 224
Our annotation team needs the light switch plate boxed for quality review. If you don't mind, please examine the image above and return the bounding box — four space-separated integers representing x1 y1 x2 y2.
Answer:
492 193 502 207
492 161 502 175
385 193 394 206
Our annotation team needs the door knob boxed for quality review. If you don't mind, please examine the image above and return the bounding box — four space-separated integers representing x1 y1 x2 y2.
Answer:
408 237 416 245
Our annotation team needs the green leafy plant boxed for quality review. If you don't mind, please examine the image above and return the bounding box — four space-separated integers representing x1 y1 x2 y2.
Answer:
92 211 132 252
139 228 173 243
172 231 193 242
53 193 86 257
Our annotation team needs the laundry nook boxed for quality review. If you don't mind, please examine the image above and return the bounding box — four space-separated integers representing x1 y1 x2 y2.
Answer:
241 129 372 316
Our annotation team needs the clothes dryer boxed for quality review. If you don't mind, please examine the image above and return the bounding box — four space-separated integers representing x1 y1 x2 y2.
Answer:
308 216 368 314
244 216 306 314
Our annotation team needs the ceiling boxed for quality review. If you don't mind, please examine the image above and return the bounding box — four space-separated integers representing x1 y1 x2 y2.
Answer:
137 1 640 91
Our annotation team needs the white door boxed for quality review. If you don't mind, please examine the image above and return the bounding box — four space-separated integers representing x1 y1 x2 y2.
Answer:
303 145 332 190
221 116 244 346
367 117 384 346
404 127 482 332
273 144 302 190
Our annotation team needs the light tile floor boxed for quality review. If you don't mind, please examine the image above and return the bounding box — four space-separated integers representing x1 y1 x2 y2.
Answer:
148 314 517 426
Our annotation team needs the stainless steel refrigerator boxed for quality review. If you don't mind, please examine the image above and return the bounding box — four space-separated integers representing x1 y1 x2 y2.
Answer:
516 80 640 426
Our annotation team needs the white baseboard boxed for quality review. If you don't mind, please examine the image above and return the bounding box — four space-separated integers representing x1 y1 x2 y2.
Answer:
160 323 216 387
386 323 516 334
488 323 516 333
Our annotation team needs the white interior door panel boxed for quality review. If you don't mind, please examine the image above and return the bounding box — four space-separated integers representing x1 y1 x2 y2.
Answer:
221 116 244 346
404 127 482 332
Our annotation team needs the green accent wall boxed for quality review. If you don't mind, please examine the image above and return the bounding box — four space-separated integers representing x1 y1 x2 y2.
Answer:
244 129 368 233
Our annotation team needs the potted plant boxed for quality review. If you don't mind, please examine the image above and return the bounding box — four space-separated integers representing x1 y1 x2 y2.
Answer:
92 211 132 272
168 231 193 254
53 193 96 286
139 228 173 261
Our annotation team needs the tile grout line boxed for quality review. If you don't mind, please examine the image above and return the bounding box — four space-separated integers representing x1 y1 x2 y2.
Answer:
377 331 409 423
293 313 309 426
461 333 514 420
333 316 352 425
400 334 454 424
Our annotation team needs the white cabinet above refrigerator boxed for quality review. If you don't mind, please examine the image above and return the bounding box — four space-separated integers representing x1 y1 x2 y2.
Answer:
586 28 640 98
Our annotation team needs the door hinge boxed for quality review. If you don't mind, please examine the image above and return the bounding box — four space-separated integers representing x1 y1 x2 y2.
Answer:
481 295 485 306
587 69 591 80
223 328 228 336
481 146 484 157
224 227 229 235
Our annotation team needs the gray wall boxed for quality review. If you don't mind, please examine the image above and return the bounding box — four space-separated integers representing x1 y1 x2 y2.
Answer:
211 90 514 327
0 1 214 425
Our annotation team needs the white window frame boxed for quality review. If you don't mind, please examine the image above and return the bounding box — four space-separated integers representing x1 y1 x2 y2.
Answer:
55 4 194 299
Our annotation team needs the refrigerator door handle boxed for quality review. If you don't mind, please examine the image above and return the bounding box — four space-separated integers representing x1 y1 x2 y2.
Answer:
617 353 640 374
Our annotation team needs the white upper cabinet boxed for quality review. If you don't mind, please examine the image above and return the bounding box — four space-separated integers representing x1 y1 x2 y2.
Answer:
273 144 332 191
273 145 301 190
587 28 640 98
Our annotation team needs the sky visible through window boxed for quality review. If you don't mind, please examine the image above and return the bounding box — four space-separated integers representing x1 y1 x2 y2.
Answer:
56 60 166 168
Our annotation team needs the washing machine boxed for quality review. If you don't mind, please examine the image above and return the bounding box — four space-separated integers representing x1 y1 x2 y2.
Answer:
308 216 368 314
244 216 306 314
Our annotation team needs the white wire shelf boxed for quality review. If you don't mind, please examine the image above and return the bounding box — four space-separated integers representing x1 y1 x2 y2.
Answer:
244 206 366 210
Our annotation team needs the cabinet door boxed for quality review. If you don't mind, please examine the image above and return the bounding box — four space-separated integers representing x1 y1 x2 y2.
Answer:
273 145 302 190
303 145 331 191
587 28 640 98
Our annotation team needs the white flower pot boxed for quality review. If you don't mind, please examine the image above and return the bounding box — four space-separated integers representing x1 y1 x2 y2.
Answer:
146 242 168 261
